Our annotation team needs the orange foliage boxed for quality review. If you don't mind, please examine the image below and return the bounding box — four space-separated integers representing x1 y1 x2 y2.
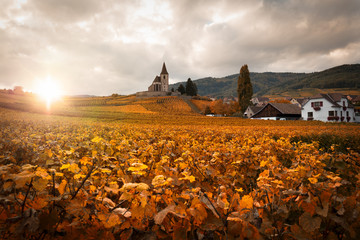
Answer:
270 98 291 104
0 108 359 239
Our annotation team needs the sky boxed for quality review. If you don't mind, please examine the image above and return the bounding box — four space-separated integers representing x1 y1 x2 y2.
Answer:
1 0 360 96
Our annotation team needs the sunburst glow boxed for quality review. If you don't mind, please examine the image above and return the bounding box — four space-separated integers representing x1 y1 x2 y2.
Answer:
34 77 63 109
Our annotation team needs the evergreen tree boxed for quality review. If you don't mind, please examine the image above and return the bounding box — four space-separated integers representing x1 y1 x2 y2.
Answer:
177 84 186 95
185 78 198 96
237 65 253 114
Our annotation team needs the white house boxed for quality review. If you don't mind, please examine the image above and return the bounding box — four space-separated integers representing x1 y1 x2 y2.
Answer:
301 93 358 122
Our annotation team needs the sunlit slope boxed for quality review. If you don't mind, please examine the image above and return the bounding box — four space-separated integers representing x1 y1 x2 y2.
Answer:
0 93 199 119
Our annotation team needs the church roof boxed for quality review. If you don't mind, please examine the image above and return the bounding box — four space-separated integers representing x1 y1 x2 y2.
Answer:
161 62 168 75
153 76 161 83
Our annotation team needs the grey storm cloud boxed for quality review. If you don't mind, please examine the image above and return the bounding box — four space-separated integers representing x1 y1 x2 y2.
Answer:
0 0 359 95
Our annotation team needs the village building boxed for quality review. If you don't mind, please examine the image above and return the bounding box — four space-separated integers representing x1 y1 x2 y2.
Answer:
301 93 359 122
244 106 263 118
251 102 301 120
350 95 360 105
290 98 309 108
251 97 269 106
136 62 179 97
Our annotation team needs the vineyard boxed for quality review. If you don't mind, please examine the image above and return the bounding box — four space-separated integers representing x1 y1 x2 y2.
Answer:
0 105 360 239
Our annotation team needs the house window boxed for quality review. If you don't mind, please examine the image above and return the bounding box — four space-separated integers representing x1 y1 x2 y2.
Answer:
328 111 335 117
308 112 313 118
311 101 323 107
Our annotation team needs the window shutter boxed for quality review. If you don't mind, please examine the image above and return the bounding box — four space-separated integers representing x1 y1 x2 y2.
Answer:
311 102 314 107
320 101 323 107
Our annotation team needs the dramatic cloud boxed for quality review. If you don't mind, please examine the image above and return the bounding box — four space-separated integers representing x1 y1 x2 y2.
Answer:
1 0 359 95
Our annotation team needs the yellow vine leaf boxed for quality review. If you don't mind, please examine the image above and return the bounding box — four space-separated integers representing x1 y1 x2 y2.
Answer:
74 173 86 179
260 160 267 167
180 175 196 183
128 163 148 171
152 175 166 187
308 177 318 184
91 136 103 143
69 163 80 173
79 156 92 166
60 164 70 170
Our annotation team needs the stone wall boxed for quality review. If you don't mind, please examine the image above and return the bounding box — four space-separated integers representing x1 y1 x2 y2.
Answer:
136 91 180 98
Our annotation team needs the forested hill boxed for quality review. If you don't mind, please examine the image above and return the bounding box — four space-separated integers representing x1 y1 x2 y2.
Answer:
169 64 360 98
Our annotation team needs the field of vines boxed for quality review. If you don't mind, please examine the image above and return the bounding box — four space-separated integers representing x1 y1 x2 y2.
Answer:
1 107 360 239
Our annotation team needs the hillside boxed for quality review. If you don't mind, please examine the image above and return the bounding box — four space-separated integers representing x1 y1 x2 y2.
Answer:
0 93 201 120
170 64 360 98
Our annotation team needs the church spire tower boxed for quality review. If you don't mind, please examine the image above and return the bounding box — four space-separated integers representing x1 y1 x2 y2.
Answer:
160 62 169 92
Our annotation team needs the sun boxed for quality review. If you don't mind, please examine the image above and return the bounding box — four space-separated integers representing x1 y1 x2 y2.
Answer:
34 77 63 109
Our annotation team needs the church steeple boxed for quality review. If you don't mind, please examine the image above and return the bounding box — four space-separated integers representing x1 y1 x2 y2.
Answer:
161 62 168 75
160 62 169 92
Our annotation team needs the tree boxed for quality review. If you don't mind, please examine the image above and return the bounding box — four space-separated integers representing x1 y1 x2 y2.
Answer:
237 65 253 114
228 101 240 115
204 105 212 115
185 78 198 96
177 84 186 95
210 99 225 115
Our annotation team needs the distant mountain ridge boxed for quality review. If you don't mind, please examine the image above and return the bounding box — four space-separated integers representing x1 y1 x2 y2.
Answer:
169 64 360 98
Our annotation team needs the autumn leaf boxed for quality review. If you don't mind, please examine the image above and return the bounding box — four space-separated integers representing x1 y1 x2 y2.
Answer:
179 171 196 183
91 136 104 143
127 163 148 175
2 181 13 191
60 163 70 170
32 177 48 191
299 212 321 233
301 200 317 216
308 177 318 184
187 197 207 224
45 149 53 158
35 167 50 179
120 183 149 192
79 156 92 166
113 208 131 218
58 179 67 195
239 195 253 211
217 192 230 209
98 213 120 228
154 204 176 225
12 171 34 189
28 196 49 209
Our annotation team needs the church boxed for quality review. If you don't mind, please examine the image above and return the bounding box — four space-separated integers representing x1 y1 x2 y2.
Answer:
148 62 169 92
136 62 179 97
